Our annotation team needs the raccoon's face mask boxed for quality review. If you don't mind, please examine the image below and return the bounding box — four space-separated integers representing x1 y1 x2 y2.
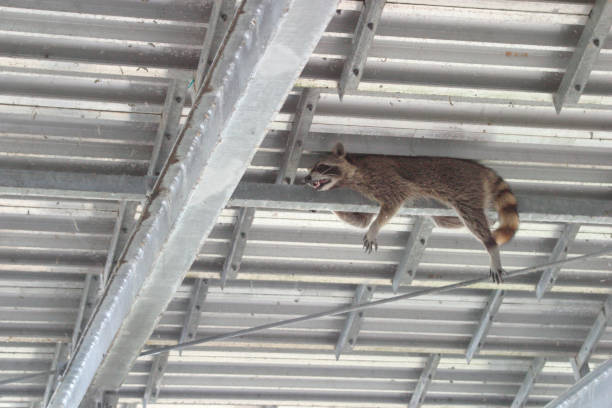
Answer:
304 143 352 191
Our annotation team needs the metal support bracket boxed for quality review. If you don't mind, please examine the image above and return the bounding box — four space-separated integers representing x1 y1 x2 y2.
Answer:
334 284 375 359
338 0 386 99
42 342 69 408
179 278 210 346
466 289 505 363
221 87 320 286
195 0 238 91
408 354 441 408
553 0 612 113
571 295 612 380
536 223 581 299
143 352 169 406
392 216 434 292
511 357 546 408
146 78 188 192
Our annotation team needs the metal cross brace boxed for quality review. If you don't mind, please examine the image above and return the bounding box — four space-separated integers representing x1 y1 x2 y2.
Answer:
334 284 375 359
465 289 505 363
42 342 68 408
338 0 386 100
553 0 612 113
535 223 581 299
511 357 546 408
392 216 434 292
146 77 188 192
221 88 321 286
408 353 441 408
571 295 612 380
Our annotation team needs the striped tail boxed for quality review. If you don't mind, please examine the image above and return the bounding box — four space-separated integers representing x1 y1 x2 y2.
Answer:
490 176 519 245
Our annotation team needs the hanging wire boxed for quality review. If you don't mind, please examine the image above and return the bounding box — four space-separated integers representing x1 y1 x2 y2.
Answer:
139 246 612 357
2 246 611 387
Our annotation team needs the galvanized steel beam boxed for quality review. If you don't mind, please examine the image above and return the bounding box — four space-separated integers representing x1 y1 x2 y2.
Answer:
536 224 581 299
392 217 434 292
229 183 612 225
46 2 337 407
338 0 385 100
221 87 320 286
465 289 505 363
571 295 612 380
544 357 612 408
511 357 546 408
553 0 612 113
334 284 375 360
0 169 145 201
408 354 440 408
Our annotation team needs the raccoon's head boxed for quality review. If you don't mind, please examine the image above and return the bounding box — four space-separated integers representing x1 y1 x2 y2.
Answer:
304 143 355 191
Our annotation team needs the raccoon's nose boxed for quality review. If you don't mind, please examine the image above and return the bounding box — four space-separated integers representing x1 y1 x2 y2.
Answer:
304 174 312 183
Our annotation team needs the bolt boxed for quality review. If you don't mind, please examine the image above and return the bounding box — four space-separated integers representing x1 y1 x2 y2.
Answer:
175 96 182 103
420 238 426 245
575 84 582 92
593 38 600 47
352 67 360 76
306 103 313 111
367 22 374 30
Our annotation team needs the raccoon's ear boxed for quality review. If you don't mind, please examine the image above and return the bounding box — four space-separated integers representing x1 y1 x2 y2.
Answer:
332 142 346 158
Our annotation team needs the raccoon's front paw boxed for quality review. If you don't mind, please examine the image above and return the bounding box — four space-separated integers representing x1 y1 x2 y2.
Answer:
489 267 505 284
362 232 378 254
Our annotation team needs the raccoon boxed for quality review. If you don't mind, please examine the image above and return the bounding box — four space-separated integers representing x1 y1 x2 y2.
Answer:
304 143 519 283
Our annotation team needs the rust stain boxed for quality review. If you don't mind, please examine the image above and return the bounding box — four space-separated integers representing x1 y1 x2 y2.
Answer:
505 51 529 57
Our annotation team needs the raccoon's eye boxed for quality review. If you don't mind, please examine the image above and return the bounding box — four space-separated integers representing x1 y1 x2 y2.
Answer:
315 164 331 173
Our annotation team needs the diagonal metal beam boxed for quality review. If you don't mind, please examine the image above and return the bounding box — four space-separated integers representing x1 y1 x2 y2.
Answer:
392 217 434 292
71 201 138 353
229 183 612 225
47 2 337 407
553 0 612 113
338 0 385 100
334 284 375 360
511 357 546 408
544 357 612 408
535 224 581 299
571 295 612 380
221 87 321 286
465 289 505 363
408 354 441 408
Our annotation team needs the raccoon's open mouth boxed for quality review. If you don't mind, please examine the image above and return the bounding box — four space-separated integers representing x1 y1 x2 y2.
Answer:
312 179 330 190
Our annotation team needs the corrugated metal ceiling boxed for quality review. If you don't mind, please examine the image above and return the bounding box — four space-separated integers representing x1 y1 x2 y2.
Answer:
0 0 611 407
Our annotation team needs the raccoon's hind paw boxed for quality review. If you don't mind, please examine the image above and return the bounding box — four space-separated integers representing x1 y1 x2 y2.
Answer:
362 233 378 254
489 267 505 284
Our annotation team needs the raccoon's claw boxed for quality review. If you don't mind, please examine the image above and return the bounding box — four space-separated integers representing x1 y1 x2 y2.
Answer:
362 234 378 254
489 268 505 284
